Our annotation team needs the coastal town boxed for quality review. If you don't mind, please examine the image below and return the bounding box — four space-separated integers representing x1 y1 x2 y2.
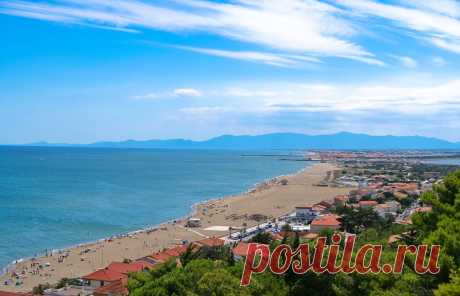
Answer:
1 151 458 296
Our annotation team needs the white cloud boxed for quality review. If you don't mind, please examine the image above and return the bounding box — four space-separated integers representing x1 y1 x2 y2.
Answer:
179 106 229 115
201 79 460 115
336 0 460 55
173 88 202 97
173 45 321 67
390 55 417 68
402 0 460 18
0 0 382 66
132 88 202 100
432 56 446 66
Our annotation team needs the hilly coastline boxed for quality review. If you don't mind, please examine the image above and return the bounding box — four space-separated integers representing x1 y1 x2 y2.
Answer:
25 132 460 150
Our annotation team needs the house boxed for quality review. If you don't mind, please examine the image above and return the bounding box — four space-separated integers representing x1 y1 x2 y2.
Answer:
412 206 432 214
193 237 225 248
232 242 250 261
310 214 341 232
312 204 329 215
358 200 378 208
374 201 401 218
315 200 334 209
82 269 126 288
150 244 189 263
93 278 128 296
105 262 151 274
232 242 270 262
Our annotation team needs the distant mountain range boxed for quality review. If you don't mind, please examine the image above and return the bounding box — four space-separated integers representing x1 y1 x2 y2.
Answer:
23 132 460 150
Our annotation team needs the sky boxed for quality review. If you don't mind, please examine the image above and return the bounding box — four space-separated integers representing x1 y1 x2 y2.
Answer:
1 0 460 144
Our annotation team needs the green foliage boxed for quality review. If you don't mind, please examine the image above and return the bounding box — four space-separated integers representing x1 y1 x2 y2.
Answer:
32 283 51 295
434 268 460 296
55 277 81 288
129 169 460 296
250 232 273 244
337 206 381 234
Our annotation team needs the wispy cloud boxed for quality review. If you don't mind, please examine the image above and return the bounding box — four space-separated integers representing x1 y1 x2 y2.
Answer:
132 88 201 100
0 0 383 66
432 56 446 66
166 79 460 141
336 0 460 55
390 55 417 68
179 106 229 115
174 45 320 67
173 88 202 97
197 79 460 115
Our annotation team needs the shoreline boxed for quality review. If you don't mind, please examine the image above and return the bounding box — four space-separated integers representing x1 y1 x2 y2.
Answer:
1 162 314 276
1 162 349 292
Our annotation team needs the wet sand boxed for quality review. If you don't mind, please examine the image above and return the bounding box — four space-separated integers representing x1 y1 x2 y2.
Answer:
1 162 349 292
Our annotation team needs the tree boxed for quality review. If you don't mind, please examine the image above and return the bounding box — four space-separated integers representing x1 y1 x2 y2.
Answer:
250 232 272 244
435 269 460 296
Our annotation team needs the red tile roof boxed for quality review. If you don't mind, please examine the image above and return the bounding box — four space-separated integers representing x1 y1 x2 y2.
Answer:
358 200 378 207
232 242 250 257
150 244 189 263
150 252 173 263
93 278 128 296
106 262 148 274
82 269 126 282
311 214 340 227
164 244 189 257
413 206 432 213
194 237 225 247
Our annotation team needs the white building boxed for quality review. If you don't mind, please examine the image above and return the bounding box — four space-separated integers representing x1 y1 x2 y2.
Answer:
374 201 401 218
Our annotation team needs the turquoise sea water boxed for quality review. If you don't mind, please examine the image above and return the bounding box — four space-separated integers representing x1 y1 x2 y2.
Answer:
422 158 460 166
0 147 309 269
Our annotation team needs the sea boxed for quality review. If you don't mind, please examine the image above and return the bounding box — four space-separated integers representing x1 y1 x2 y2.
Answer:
422 158 460 166
0 146 309 270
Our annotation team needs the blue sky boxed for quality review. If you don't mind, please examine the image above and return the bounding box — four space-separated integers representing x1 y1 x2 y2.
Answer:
1 0 460 144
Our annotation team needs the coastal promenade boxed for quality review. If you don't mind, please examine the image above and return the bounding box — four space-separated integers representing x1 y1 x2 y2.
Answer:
1 163 348 292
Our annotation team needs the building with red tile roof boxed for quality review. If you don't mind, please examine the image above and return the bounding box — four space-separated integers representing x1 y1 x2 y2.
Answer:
232 242 250 260
193 237 225 248
310 214 341 233
93 278 128 296
232 243 269 261
164 244 189 257
413 206 432 213
82 269 126 288
358 200 378 208
149 244 189 263
150 251 174 263
315 200 333 209
105 262 150 274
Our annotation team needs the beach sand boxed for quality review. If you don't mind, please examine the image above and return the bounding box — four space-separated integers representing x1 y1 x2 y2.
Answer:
1 162 349 292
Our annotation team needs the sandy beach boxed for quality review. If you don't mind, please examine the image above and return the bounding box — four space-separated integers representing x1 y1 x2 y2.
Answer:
1 162 349 292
